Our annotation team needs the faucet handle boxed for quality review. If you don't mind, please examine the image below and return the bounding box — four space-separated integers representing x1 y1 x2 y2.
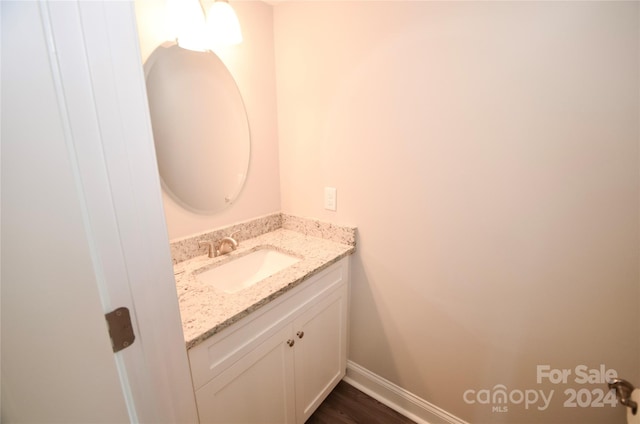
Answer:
226 231 240 246
198 240 215 258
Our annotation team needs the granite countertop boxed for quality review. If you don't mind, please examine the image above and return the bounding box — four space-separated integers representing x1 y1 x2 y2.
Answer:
174 228 355 349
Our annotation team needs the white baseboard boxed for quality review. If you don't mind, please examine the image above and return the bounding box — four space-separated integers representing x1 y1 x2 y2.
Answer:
343 360 469 424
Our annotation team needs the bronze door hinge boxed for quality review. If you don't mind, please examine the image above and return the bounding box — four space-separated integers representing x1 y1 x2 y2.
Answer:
105 307 135 353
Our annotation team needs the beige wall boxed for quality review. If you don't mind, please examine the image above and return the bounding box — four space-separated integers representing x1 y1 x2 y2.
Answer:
135 0 281 240
274 2 639 423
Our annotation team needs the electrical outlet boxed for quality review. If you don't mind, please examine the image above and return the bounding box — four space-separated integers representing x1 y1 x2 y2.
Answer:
324 187 337 211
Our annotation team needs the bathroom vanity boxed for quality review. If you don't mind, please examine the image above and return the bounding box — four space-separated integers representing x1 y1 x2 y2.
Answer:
173 223 355 423
144 22 358 424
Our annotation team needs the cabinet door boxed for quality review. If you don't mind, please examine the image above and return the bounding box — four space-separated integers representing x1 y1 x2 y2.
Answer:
195 325 296 424
293 284 348 423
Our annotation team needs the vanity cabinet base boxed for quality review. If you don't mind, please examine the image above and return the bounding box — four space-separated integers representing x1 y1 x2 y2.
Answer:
188 257 350 424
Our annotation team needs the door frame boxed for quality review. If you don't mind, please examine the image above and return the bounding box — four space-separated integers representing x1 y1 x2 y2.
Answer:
42 1 198 421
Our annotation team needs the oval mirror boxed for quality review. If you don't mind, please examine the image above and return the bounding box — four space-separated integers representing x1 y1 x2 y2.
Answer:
144 43 250 214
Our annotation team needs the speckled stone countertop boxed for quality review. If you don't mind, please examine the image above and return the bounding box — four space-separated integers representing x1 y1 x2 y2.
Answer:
174 228 355 349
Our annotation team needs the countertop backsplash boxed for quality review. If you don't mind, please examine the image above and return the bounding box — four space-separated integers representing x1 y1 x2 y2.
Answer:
281 214 356 246
170 213 356 264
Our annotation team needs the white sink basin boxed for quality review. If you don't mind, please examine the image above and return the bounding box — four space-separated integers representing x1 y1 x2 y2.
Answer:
195 248 300 294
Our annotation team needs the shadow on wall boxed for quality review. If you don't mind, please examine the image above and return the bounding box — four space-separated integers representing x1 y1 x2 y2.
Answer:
348 247 494 421
349 243 629 424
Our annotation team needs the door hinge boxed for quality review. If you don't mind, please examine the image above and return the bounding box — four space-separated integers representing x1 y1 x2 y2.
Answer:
105 307 135 353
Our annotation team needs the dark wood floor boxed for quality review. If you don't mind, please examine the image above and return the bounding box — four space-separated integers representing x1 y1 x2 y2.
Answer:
306 381 416 424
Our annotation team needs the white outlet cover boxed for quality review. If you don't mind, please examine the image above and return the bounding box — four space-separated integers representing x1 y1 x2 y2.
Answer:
324 187 337 211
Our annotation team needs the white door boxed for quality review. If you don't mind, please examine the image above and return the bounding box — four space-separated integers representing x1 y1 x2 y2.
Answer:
1 1 197 422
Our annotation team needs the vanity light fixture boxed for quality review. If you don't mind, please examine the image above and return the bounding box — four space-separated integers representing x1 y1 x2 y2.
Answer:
171 0 208 51
206 0 243 45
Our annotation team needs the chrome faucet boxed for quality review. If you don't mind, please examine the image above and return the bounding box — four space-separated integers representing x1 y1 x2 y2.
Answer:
217 231 239 256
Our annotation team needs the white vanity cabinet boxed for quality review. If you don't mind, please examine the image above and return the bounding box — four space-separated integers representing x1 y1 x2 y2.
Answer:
187 257 349 424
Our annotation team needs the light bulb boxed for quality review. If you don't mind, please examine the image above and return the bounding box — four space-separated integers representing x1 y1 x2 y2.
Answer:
168 0 208 51
207 0 243 46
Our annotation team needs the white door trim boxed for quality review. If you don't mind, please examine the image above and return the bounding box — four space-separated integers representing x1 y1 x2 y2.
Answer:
41 1 198 421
